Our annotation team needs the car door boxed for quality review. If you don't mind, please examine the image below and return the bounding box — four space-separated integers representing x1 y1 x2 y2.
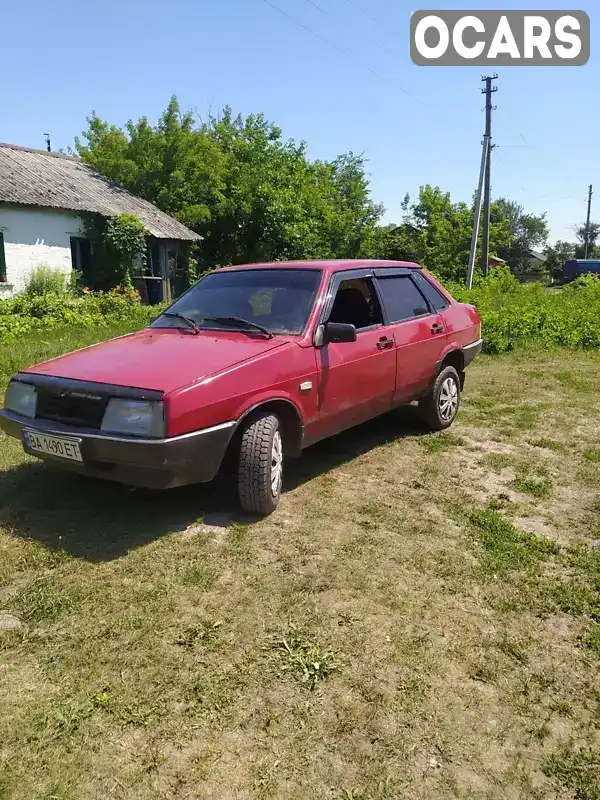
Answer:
374 270 448 404
307 271 396 444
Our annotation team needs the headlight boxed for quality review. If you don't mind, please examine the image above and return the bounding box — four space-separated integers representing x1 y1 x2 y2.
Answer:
101 399 165 438
5 381 37 419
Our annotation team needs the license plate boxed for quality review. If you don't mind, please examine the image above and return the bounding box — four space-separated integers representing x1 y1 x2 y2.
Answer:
23 430 83 463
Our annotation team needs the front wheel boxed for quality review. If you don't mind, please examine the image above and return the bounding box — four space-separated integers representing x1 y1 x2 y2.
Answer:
237 413 283 516
419 365 461 431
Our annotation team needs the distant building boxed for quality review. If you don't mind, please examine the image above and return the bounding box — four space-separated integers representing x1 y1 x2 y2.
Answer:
0 143 201 301
526 250 548 271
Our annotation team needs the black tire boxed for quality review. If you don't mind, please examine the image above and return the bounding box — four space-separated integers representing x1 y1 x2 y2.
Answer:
237 413 283 516
419 365 461 431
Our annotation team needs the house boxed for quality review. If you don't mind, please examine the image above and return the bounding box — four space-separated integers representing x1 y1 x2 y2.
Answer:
0 142 201 301
526 249 547 271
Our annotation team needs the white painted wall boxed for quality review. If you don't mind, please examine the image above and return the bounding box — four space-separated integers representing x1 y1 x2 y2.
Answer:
0 205 85 297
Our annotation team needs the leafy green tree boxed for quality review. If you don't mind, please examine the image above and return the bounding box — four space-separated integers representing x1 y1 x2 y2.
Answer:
544 240 576 280
81 213 147 290
76 97 553 288
574 221 600 259
367 186 514 283
104 214 148 286
491 198 549 276
76 98 383 278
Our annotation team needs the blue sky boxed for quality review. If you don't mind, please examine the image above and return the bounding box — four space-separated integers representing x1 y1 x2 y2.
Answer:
0 0 596 242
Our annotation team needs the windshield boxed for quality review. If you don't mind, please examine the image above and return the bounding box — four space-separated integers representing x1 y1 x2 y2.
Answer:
151 268 322 335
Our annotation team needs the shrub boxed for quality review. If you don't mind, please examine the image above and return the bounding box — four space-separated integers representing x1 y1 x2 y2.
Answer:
0 287 161 345
24 264 68 297
445 268 600 354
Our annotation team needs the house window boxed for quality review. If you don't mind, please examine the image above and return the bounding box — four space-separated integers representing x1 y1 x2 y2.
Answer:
0 232 6 282
70 237 91 272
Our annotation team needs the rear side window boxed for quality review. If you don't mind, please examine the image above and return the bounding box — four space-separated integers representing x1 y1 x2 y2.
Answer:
412 272 449 312
376 276 429 323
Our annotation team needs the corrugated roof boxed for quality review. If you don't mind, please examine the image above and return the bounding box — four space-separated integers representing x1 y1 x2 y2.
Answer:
0 143 201 241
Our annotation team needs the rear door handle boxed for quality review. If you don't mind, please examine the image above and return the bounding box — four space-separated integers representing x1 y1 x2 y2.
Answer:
377 337 394 350
431 323 444 334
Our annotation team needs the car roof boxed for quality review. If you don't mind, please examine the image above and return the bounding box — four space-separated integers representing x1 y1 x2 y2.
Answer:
217 259 423 274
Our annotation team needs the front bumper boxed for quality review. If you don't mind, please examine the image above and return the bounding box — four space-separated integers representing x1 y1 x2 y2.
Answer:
0 410 236 489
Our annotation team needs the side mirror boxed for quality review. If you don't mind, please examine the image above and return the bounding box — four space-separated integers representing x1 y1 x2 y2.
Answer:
322 321 357 344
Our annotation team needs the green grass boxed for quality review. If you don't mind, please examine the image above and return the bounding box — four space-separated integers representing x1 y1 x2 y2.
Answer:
481 452 514 471
581 624 600 654
463 506 558 576
528 437 566 453
267 623 342 690
1 329 600 798
12 575 73 623
513 406 539 430
544 748 600 800
512 473 554 499
420 431 465 453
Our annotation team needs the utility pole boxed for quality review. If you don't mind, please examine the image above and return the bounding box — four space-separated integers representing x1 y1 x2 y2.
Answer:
467 74 497 289
466 138 488 290
584 184 593 259
480 75 498 276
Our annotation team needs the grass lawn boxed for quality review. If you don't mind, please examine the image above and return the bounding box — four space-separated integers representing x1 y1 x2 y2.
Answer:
1 330 600 799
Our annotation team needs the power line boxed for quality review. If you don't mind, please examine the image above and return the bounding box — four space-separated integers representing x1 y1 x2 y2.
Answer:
339 0 404 40
497 144 577 152
493 148 527 198
259 0 425 104
302 0 398 60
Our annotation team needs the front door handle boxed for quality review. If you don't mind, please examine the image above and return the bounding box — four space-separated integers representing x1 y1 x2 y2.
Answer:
431 323 444 334
377 337 394 350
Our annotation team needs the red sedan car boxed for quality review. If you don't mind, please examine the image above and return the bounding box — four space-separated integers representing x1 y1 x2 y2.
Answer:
1 260 481 515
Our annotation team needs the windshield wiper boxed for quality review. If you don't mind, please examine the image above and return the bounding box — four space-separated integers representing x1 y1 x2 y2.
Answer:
160 311 200 333
203 316 273 339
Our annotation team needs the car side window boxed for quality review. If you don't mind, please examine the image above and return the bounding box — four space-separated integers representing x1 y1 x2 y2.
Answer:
376 276 430 323
327 277 383 331
412 272 449 312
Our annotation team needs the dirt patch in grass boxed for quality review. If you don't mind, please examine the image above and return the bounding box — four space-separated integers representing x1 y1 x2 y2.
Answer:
1 349 600 798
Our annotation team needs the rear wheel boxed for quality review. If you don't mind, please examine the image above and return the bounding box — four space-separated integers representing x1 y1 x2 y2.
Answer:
419 365 461 431
237 413 283 516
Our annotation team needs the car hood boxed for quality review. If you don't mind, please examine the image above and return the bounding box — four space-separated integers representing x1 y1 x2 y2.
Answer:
22 328 289 394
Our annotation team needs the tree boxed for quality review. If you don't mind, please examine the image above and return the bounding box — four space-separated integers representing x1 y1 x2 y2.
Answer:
366 185 515 283
574 221 600 259
76 98 553 288
76 98 383 278
491 198 549 277
81 213 147 290
544 240 576 280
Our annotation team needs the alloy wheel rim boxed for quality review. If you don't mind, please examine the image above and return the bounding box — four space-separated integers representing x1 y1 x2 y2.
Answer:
271 431 283 496
439 377 458 421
